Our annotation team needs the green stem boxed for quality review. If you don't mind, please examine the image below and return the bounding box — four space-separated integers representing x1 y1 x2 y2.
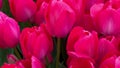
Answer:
14 47 21 59
56 38 61 68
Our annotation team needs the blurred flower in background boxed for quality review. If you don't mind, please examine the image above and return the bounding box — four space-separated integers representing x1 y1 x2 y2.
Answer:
0 11 20 48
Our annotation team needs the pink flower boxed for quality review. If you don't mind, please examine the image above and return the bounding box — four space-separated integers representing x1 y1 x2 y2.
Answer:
0 12 20 48
100 56 120 68
0 0 2 9
95 36 117 67
8 0 37 22
90 1 120 35
66 26 98 59
34 2 48 25
36 0 50 10
63 0 84 24
1 56 45 68
20 24 53 63
45 0 76 38
84 0 108 13
67 52 94 68
66 26 119 67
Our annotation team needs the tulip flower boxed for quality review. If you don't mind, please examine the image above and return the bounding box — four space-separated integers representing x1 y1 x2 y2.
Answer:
36 0 50 10
8 0 37 22
63 0 84 24
34 2 48 25
0 0 2 9
95 37 117 67
84 0 108 13
45 0 76 38
99 56 120 68
7 54 18 64
66 26 98 59
20 24 53 63
1 56 45 68
0 12 20 48
67 26 119 67
90 2 120 36
67 52 94 68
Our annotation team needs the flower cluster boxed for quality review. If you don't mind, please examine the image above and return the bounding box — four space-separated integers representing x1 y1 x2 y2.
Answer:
1 0 120 68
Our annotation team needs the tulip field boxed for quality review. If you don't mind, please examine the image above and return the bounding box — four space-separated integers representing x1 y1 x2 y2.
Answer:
1 0 120 68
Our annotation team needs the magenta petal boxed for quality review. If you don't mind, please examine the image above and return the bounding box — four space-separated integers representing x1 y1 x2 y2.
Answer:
9 0 37 22
90 3 104 18
100 55 116 68
74 31 98 59
45 0 76 37
68 52 95 68
97 37 117 63
66 26 84 52
31 56 45 68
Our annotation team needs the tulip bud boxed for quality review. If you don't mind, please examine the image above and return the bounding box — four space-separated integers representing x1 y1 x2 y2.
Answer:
7 54 18 64
34 2 48 25
36 0 50 9
8 0 37 22
0 12 20 48
1 56 45 68
20 24 53 63
67 26 98 59
90 2 120 36
63 0 84 24
45 0 76 38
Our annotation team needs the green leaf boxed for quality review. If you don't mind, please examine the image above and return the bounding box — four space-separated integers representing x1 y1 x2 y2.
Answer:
0 48 13 66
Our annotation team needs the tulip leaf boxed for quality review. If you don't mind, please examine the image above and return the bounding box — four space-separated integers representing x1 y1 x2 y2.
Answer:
0 48 13 66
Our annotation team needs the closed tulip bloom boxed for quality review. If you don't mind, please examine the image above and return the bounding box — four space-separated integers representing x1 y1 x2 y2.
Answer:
63 0 84 23
36 0 50 9
84 0 108 13
90 2 120 36
34 2 48 25
45 0 76 38
95 37 117 67
8 0 37 22
0 12 20 48
67 52 94 68
20 24 53 62
66 26 98 59
99 56 120 68
66 26 119 67
1 56 45 68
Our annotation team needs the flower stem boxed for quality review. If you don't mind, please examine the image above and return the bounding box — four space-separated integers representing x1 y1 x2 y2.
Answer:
56 38 61 68
14 47 21 59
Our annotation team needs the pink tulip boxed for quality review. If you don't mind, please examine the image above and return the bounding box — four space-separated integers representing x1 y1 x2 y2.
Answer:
66 26 119 67
36 0 50 10
99 55 116 68
90 2 120 35
0 0 2 9
7 54 18 64
45 0 76 38
95 37 117 67
63 0 84 24
67 52 94 68
84 0 108 13
34 2 48 25
1 56 45 68
66 26 98 59
8 0 37 22
0 12 20 48
20 23 53 63
20 56 45 68
99 56 120 68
